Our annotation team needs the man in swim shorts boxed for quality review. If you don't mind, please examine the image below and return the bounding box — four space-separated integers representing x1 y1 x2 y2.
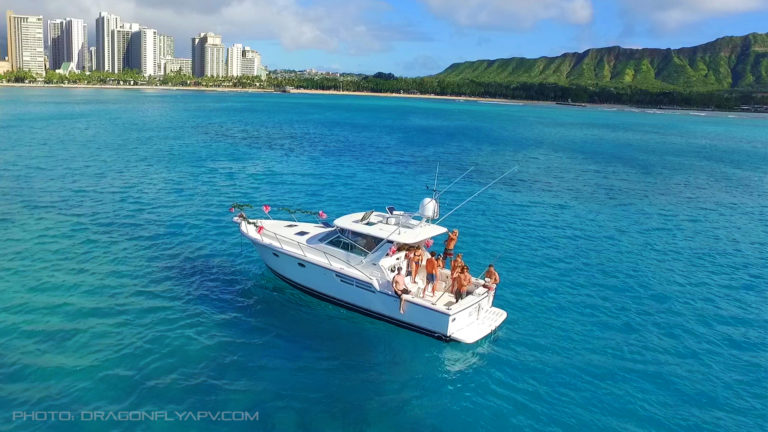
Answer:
392 267 409 314
443 229 459 258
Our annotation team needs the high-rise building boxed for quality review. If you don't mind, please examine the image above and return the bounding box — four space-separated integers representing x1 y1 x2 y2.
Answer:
88 46 96 72
191 32 224 77
6 11 45 75
158 34 174 59
65 18 88 71
110 23 139 73
95 12 121 72
49 18 87 71
48 19 65 70
240 46 262 76
226 43 242 77
135 27 157 77
164 57 191 75
156 34 174 77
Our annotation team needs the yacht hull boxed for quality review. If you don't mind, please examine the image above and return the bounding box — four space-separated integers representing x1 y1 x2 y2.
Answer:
266 265 451 341
238 217 506 343
252 241 457 340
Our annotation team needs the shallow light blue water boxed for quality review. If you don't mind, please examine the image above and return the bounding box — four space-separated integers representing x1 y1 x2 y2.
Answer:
0 87 766 432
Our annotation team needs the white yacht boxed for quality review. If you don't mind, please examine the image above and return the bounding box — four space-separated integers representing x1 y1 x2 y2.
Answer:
233 199 507 343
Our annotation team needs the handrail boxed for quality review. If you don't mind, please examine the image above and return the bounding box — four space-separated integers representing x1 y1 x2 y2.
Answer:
243 219 376 283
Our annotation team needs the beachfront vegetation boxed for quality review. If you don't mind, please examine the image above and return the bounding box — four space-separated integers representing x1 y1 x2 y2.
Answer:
437 33 768 92
3 33 766 109
266 33 768 109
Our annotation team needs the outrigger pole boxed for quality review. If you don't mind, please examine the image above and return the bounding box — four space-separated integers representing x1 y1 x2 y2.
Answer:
435 166 474 199
436 166 519 224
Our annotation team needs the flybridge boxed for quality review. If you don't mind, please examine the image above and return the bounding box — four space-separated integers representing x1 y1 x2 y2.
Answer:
332 211 448 244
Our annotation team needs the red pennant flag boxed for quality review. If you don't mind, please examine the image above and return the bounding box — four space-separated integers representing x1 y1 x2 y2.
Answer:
262 204 271 214
318 210 327 220
229 207 235 213
424 239 434 248
257 225 264 234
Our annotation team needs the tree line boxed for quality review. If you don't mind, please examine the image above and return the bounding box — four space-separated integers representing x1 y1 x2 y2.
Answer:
3 69 766 109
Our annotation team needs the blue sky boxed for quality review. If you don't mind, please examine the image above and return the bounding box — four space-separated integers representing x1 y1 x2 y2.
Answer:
3 0 768 76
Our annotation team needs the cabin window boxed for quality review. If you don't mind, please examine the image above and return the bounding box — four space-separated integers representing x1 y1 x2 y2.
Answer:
337 229 384 253
325 236 368 257
316 230 338 243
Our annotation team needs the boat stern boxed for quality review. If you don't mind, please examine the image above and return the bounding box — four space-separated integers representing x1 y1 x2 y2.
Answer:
449 306 507 343
444 288 507 343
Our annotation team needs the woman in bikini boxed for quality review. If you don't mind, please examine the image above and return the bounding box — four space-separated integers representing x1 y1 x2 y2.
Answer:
411 247 424 284
450 253 464 295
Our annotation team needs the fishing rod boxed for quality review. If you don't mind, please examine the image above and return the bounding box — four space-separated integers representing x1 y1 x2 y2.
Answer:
435 166 474 199
436 166 518 224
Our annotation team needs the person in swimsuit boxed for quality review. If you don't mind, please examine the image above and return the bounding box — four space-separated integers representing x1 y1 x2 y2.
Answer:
455 265 471 301
411 247 424 284
443 229 459 259
484 264 500 289
450 253 464 295
404 247 414 279
424 251 438 298
392 266 409 314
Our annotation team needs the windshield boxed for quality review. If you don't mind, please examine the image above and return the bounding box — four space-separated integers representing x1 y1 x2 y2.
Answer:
322 229 384 256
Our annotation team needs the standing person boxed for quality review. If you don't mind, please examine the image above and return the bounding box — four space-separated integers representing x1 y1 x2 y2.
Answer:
423 251 438 298
450 253 465 295
450 253 464 279
443 229 459 259
404 247 415 280
392 267 409 314
411 247 424 284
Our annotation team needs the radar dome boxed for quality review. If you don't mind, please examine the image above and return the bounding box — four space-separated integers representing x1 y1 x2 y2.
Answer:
418 198 439 220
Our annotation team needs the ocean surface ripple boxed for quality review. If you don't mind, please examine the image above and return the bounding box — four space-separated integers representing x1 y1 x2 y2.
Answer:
0 88 766 432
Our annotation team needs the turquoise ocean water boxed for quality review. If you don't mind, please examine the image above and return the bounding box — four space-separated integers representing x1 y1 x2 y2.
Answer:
0 87 766 431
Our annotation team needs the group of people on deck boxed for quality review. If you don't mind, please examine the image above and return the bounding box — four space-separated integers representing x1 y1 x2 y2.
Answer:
391 228 500 313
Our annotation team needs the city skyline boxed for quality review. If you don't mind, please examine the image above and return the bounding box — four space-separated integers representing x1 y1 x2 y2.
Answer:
5 7 265 78
2 1 768 76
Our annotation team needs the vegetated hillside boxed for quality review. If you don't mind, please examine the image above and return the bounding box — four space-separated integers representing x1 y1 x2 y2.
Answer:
437 33 768 91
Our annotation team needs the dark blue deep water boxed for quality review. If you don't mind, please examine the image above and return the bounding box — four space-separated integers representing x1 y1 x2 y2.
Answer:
1 87 766 431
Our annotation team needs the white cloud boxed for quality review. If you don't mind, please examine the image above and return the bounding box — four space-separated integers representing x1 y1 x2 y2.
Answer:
418 0 593 29
619 0 768 29
1 0 417 57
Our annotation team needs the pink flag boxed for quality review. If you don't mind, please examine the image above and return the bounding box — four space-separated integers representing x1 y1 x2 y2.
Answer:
262 204 271 214
318 210 327 220
424 239 434 248
257 225 264 234
229 207 235 213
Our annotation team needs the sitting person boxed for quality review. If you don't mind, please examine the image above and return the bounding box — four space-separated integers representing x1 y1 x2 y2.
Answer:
484 264 500 289
391 266 409 314
455 265 472 301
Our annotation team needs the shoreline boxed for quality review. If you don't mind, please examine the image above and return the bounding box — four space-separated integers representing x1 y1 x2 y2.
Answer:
2 83 764 115
0 82 607 107
0 82 276 94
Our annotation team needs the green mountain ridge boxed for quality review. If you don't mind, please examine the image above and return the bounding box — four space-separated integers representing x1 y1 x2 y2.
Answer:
437 33 768 92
